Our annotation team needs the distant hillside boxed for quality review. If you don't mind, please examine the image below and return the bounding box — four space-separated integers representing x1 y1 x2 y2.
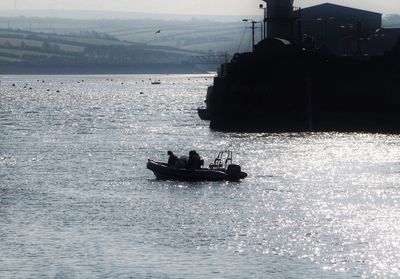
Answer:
0 15 258 54
0 28 212 73
384 14 400 28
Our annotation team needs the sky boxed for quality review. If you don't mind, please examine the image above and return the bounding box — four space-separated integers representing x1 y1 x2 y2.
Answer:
0 0 399 15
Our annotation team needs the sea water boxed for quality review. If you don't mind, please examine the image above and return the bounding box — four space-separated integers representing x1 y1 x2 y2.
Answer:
1 74 400 279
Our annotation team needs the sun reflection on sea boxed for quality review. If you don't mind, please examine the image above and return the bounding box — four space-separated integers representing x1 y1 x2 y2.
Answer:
1 75 400 278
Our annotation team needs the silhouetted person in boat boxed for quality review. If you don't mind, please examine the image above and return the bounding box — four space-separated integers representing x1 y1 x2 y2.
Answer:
196 153 204 169
175 156 188 169
187 150 203 170
167 151 178 167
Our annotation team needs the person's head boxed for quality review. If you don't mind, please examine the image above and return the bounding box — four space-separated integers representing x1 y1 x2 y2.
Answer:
189 150 195 156
167 151 173 156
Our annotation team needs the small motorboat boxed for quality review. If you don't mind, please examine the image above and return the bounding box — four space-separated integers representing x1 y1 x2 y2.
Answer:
147 151 247 181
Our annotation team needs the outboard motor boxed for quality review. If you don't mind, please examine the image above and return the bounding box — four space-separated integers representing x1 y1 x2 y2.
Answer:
226 164 242 180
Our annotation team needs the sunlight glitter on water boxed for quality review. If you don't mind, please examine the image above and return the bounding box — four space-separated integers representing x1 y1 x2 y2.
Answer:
1 74 400 278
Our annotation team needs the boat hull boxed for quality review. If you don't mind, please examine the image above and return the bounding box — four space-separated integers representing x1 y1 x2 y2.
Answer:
147 160 246 181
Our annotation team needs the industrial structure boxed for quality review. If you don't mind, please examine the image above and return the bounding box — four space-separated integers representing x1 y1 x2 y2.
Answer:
261 1 400 56
198 1 400 132
301 3 387 55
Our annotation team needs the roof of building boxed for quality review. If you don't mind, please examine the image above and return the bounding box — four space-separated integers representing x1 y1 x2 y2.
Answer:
301 3 382 16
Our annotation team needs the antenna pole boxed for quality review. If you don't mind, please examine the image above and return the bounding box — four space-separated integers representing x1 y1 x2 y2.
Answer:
252 21 255 51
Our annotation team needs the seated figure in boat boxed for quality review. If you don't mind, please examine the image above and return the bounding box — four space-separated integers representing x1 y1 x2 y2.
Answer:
167 151 179 167
187 150 204 170
175 156 188 168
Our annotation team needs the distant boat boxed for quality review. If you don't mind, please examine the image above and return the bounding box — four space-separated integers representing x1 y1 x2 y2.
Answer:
151 80 161 85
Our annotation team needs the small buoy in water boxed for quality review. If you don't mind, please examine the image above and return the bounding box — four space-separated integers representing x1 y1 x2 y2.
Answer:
121 82 124 84
47 89 50 91
12 83 15 86
29 87 32 90
56 90 60 93
140 92 144 95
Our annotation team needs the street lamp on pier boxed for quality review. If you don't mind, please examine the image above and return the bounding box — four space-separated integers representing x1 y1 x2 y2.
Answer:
242 19 262 52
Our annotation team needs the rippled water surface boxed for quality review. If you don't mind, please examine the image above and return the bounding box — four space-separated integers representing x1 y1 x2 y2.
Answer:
1 74 400 279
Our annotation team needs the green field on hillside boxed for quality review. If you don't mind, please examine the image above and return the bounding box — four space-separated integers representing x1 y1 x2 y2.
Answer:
0 16 251 54
0 28 203 67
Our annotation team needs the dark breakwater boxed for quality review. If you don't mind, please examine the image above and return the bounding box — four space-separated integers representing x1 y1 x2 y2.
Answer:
203 38 400 133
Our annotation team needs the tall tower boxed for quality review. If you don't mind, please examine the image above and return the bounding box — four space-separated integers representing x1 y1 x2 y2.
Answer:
263 0 298 42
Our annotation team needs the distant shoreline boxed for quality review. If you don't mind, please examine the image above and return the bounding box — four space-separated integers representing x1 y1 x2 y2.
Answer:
0 64 214 75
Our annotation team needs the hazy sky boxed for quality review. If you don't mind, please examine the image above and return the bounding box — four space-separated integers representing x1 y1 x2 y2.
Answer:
1 0 399 15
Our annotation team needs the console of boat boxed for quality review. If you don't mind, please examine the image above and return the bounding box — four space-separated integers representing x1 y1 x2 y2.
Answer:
147 151 247 181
